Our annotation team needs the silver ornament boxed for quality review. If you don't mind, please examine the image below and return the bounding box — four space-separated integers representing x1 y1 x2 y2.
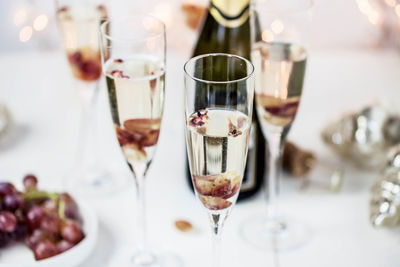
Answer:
370 146 400 227
322 104 400 169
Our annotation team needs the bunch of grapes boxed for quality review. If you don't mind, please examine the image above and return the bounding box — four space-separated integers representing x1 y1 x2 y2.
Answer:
0 175 85 260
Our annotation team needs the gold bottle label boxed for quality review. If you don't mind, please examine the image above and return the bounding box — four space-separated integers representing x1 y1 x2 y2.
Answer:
210 0 250 28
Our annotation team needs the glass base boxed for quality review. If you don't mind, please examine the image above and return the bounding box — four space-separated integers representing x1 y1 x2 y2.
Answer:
240 215 311 251
65 164 129 197
109 247 183 267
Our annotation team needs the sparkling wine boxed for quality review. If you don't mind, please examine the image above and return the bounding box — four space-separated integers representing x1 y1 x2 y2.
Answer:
186 109 251 210
56 4 107 82
104 56 165 163
189 0 265 200
252 42 307 130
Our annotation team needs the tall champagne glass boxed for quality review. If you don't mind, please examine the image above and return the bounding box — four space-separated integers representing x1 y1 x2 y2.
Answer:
100 16 176 267
184 54 255 267
55 0 125 195
241 0 312 250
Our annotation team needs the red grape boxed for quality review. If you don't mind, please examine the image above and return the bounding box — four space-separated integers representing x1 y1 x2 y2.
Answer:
57 239 74 253
0 176 85 261
4 194 24 211
61 220 84 244
23 174 38 191
34 240 58 260
0 182 16 197
9 223 28 240
60 193 81 223
40 215 61 235
26 206 45 229
25 229 48 249
0 211 17 232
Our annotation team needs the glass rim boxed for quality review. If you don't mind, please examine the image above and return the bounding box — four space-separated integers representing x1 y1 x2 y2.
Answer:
254 0 314 14
184 53 255 85
257 41 308 61
55 3 108 23
100 15 166 43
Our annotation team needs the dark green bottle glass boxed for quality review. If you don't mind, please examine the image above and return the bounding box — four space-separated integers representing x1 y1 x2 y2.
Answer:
186 0 266 201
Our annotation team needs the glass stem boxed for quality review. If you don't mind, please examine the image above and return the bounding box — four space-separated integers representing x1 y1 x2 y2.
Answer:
265 131 283 220
131 162 154 265
209 212 226 267
136 171 147 252
75 81 101 179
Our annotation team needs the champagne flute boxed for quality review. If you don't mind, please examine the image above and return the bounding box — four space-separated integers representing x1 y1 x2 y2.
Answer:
100 16 174 267
241 0 312 250
55 0 125 195
184 54 255 267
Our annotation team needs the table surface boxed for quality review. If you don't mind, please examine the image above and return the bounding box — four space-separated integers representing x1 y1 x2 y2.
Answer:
0 48 400 267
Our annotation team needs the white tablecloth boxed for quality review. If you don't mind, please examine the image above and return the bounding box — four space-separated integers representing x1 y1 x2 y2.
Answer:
0 48 399 267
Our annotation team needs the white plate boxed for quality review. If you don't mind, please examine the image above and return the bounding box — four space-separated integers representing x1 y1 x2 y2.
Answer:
0 199 98 267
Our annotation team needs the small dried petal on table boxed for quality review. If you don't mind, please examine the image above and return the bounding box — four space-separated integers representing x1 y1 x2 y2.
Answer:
175 220 193 232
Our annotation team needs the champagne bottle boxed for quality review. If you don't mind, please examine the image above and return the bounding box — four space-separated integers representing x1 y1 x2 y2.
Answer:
187 0 266 201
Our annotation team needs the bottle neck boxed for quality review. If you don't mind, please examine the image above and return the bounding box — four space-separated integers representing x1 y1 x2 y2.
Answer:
209 0 250 28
